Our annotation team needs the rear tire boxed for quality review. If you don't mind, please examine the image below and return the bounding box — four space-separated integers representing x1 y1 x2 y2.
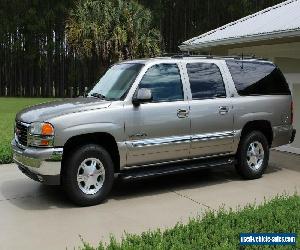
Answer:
62 144 114 206
236 131 269 179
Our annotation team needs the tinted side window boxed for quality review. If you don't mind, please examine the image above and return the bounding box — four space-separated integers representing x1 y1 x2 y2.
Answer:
139 64 183 102
226 60 291 96
186 63 226 99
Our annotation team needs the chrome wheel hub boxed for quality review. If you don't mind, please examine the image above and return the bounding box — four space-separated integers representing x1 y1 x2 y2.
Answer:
77 158 105 195
246 141 264 171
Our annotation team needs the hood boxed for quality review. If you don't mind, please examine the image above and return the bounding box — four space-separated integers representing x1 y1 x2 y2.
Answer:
16 97 111 123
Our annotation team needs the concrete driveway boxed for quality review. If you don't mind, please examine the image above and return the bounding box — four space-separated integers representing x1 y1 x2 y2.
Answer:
0 150 299 250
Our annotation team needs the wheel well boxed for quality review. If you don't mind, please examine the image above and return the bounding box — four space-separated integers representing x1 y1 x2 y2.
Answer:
240 120 273 146
63 133 120 172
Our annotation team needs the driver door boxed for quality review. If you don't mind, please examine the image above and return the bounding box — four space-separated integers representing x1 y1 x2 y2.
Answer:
124 63 191 166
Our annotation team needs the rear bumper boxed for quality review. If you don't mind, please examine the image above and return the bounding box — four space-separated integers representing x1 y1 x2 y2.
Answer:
272 125 295 148
11 139 63 185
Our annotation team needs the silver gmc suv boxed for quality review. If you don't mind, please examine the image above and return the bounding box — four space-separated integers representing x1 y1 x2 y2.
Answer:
12 55 296 206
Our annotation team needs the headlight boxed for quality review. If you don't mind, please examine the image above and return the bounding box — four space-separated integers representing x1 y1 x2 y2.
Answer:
28 122 54 147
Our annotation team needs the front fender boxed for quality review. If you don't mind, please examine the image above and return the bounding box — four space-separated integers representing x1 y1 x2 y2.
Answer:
54 122 123 146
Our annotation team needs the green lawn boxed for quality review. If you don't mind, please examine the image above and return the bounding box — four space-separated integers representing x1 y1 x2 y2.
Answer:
0 98 56 164
81 195 300 250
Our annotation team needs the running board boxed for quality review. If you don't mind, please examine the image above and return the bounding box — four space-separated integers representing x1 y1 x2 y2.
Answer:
119 156 235 180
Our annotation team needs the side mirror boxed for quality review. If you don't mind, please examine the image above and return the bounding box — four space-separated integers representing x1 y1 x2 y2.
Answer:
132 88 152 106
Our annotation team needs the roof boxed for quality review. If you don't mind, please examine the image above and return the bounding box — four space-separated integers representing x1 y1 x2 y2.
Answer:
180 0 300 51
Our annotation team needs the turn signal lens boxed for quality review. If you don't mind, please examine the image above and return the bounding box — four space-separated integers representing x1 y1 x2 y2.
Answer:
40 139 50 146
41 123 54 136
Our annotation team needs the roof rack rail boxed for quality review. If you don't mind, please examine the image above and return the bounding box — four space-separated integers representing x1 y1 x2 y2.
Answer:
161 53 190 58
187 54 256 60
158 53 268 61
160 53 212 59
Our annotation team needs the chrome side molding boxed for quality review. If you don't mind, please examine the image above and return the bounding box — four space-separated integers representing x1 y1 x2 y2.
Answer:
127 131 235 148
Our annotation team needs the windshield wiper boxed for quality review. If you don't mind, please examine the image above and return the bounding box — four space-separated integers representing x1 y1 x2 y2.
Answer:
90 92 107 100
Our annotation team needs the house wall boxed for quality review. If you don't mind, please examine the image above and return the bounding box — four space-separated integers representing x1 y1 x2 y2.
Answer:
291 85 300 148
223 42 300 152
227 42 300 59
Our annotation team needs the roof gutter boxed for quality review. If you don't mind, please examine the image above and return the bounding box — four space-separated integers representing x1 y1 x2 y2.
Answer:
179 29 300 51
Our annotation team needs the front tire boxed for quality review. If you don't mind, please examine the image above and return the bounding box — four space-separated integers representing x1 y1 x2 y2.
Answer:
236 131 269 179
62 144 114 206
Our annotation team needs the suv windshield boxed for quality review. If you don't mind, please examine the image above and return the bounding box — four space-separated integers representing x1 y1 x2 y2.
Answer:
88 63 144 100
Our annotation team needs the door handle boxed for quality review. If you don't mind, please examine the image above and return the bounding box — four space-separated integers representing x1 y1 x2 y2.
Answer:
219 106 229 115
177 109 189 118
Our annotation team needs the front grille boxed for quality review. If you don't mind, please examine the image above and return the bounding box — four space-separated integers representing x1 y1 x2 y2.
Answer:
15 121 29 146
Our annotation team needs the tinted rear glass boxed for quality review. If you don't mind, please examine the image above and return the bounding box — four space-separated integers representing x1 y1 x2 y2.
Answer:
226 60 291 96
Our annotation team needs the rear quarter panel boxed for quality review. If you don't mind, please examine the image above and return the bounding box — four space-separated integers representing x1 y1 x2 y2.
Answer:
232 95 292 150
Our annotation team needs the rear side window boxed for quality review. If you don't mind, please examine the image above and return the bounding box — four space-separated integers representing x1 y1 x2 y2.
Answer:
186 63 226 99
226 60 291 96
139 63 183 102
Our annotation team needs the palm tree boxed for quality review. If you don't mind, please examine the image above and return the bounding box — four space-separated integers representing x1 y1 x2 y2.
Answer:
66 0 161 66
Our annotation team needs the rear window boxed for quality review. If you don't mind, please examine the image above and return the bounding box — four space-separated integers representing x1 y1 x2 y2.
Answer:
226 60 291 96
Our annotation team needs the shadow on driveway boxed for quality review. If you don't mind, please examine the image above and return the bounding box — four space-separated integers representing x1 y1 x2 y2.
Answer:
0 158 282 210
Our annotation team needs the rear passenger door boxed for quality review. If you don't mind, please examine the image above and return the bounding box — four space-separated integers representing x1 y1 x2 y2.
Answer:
184 62 234 157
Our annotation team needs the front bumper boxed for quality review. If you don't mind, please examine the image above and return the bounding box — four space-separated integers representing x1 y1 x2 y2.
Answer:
11 139 63 185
